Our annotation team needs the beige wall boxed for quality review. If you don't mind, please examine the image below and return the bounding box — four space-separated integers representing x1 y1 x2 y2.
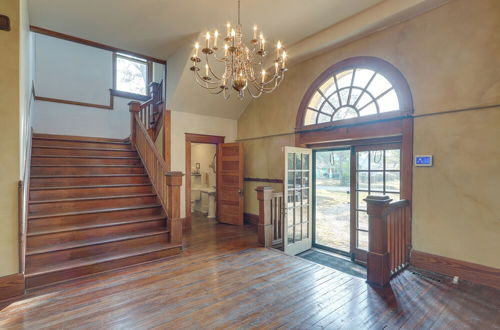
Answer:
237 0 500 268
170 111 237 218
0 0 21 277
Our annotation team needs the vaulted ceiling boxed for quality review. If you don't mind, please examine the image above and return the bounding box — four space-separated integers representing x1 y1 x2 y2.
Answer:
28 0 384 60
29 0 449 120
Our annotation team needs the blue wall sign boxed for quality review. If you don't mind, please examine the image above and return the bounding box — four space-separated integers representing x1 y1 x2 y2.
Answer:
415 155 433 167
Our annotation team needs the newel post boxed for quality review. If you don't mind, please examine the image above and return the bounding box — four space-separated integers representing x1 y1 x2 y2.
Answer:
256 186 273 247
128 101 141 150
365 195 392 287
166 171 184 245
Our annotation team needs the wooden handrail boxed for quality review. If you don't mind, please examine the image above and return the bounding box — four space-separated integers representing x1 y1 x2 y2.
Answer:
365 195 411 287
129 101 183 244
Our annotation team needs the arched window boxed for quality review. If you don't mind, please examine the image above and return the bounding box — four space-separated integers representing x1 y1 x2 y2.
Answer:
297 57 413 130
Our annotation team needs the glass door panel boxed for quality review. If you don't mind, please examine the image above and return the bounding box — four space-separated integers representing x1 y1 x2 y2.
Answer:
313 149 351 254
284 147 312 256
352 144 401 262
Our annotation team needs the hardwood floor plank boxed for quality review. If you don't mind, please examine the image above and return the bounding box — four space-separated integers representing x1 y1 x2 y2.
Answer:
1 213 498 329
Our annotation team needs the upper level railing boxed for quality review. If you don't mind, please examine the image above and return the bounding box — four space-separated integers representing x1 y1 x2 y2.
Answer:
365 196 411 286
129 100 183 244
136 81 164 139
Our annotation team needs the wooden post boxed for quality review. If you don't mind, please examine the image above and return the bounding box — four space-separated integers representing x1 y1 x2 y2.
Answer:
128 101 141 150
163 110 171 171
166 171 183 245
365 195 392 287
256 186 273 247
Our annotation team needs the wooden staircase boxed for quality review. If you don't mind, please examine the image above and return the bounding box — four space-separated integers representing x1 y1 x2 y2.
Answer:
25 133 182 289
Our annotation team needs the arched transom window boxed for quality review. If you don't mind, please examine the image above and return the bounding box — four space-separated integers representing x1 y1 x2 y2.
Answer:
298 57 413 129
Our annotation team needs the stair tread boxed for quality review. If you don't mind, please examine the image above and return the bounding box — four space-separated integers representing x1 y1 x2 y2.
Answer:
28 203 162 220
26 241 180 277
28 215 166 236
26 228 169 256
32 155 139 159
29 193 156 204
32 165 144 168
33 146 136 152
33 134 129 144
31 174 146 179
30 183 151 191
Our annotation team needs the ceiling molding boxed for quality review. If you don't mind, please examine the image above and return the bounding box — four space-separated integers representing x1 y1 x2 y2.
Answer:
30 25 166 64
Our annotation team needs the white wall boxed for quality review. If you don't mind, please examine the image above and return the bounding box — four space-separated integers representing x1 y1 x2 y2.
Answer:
191 143 217 187
33 34 165 139
170 111 237 218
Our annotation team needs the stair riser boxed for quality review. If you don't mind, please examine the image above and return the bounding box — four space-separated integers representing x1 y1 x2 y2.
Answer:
32 157 141 166
29 196 158 215
30 185 153 200
27 220 166 249
25 246 181 289
33 139 131 150
28 207 163 228
32 147 137 157
31 166 145 175
31 176 149 187
27 234 168 268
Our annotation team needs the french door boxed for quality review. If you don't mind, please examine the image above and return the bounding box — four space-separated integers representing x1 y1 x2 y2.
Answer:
313 143 401 263
351 143 401 262
284 147 313 256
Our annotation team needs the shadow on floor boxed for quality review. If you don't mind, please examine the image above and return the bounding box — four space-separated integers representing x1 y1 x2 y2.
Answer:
298 249 367 279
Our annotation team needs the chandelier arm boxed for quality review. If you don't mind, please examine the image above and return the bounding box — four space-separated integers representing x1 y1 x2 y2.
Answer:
194 69 220 87
205 53 223 81
194 73 222 90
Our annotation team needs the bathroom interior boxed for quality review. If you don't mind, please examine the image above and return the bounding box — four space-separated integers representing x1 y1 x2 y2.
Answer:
190 143 217 219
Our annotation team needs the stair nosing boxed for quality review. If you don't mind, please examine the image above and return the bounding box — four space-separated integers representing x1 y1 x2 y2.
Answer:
33 146 136 152
33 136 129 145
26 229 169 256
31 174 146 178
28 204 162 220
27 215 166 236
32 155 139 160
25 242 181 278
29 193 156 205
31 165 144 168
30 183 151 191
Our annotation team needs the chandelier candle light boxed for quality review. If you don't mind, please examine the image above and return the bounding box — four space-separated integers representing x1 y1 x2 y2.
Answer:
190 0 287 99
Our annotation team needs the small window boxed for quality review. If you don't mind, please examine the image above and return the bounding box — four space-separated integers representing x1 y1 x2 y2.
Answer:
115 53 149 96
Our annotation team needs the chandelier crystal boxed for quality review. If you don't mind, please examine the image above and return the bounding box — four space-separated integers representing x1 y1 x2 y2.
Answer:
190 0 287 100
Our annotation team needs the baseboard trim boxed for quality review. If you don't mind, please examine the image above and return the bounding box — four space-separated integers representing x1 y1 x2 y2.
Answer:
244 213 258 226
0 273 25 301
411 250 500 289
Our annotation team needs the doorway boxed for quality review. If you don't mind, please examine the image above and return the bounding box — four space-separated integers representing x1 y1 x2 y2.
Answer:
185 133 225 227
312 143 402 263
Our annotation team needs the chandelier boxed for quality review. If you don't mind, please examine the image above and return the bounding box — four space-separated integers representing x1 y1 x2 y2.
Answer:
190 0 287 99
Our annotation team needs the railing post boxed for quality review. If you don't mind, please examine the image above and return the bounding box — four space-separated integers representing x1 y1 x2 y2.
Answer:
166 171 184 245
365 195 392 287
128 101 141 150
256 186 274 247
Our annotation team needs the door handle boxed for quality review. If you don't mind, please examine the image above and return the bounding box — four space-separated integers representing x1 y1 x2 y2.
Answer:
238 189 244 196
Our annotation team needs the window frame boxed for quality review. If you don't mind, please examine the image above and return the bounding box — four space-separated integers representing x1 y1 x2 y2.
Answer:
296 57 414 132
112 52 152 101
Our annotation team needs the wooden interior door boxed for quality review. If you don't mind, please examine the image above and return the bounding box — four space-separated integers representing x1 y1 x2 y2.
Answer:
217 143 244 225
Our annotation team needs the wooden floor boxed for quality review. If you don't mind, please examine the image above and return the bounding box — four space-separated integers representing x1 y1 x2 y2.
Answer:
1 213 499 329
